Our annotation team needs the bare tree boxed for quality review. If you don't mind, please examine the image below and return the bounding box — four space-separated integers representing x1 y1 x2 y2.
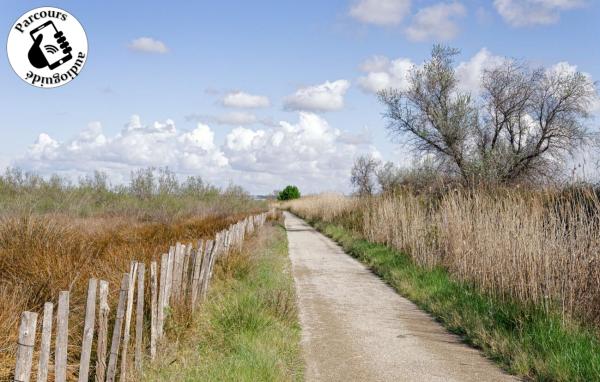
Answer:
376 162 402 193
379 45 598 185
351 155 381 196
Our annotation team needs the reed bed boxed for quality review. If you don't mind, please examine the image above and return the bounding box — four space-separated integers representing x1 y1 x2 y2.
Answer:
284 189 600 327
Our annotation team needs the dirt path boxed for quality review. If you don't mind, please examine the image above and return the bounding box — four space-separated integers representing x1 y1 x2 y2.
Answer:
284 212 518 382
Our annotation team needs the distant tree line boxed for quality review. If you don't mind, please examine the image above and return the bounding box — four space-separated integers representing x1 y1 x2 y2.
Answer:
0 166 249 200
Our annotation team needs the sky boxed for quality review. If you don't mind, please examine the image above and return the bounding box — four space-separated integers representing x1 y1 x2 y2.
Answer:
1 0 599 194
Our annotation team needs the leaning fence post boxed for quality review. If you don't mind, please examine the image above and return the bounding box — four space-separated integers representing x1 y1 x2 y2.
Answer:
134 263 145 370
190 240 204 308
120 262 138 381
36 302 53 382
78 278 97 382
14 311 37 382
150 261 158 360
95 280 110 382
106 273 129 382
200 240 215 301
55 291 70 382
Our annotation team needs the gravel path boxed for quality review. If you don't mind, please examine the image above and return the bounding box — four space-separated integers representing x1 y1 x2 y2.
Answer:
284 211 518 382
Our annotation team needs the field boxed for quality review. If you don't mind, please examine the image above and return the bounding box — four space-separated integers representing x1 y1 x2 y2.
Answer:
0 169 267 380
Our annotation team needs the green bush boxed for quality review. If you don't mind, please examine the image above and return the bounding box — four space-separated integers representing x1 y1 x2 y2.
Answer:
278 185 300 201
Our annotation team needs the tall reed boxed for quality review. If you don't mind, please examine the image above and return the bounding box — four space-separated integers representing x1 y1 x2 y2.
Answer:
285 189 600 327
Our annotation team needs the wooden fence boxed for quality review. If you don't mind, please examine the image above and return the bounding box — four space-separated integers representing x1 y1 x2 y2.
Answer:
12 212 269 382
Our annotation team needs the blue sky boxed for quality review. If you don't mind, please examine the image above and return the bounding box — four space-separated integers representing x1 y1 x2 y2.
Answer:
1 0 599 193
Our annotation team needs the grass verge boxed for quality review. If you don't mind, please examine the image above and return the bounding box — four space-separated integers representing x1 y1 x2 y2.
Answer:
306 218 600 382
141 222 303 382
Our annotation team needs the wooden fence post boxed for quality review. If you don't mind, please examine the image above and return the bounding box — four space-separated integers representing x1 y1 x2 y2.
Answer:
55 291 70 382
207 237 219 287
157 253 168 339
177 244 186 299
165 247 175 308
135 263 145 370
120 262 138 381
36 302 53 382
95 280 109 382
190 240 204 308
14 311 37 382
181 244 192 299
150 261 158 360
172 243 183 299
173 244 186 301
200 241 215 301
78 278 97 382
106 273 129 382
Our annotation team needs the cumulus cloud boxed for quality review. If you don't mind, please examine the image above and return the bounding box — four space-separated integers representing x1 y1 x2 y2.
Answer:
455 48 506 94
222 91 270 108
283 80 351 112
494 0 586 27
547 61 600 113
14 113 379 194
223 112 380 191
15 115 228 178
357 56 415 93
405 2 467 42
358 48 509 95
128 37 169 54
349 0 411 26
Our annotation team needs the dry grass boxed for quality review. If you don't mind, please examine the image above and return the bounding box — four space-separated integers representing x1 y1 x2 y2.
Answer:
283 189 600 328
0 209 261 380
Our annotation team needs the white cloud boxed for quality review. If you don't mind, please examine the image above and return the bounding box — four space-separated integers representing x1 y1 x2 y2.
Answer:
494 0 586 27
13 114 379 194
28 133 59 161
15 116 227 178
405 2 467 42
222 91 270 108
358 48 508 95
547 62 600 113
223 112 380 191
178 123 218 152
455 48 506 94
349 0 411 26
358 56 415 93
128 37 169 54
283 80 351 112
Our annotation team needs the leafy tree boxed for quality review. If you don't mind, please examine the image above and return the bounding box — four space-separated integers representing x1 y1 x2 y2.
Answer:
278 185 301 200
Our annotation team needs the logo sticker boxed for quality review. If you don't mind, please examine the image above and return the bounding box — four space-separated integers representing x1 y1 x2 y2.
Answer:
7 7 88 88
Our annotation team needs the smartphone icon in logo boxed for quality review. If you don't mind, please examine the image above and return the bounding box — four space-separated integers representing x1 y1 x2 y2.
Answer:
29 21 72 70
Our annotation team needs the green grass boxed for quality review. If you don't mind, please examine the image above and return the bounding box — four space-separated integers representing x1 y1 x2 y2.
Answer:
307 219 600 382
142 223 303 382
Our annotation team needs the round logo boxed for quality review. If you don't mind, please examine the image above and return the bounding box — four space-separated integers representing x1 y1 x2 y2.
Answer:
6 7 88 88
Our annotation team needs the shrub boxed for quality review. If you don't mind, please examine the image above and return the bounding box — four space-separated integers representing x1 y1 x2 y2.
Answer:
278 185 300 201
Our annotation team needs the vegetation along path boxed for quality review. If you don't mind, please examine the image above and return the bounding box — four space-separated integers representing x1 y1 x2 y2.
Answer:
284 212 518 382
